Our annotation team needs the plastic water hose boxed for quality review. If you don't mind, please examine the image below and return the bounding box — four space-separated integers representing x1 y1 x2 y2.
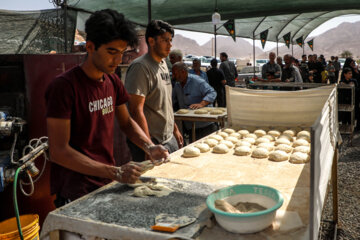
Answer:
13 167 24 240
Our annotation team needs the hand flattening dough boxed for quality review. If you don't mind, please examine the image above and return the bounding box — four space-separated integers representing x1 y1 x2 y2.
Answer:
176 109 189 114
251 147 269 158
293 146 311 154
234 146 252 156
212 143 229 153
269 150 289 162
182 146 201 157
275 144 293 153
254 129 266 137
290 152 310 164
194 143 210 153
293 139 310 147
194 109 208 114
205 138 218 147
223 128 235 134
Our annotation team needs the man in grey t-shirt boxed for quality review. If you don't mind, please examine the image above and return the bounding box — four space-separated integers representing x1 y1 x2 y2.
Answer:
125 20 183 162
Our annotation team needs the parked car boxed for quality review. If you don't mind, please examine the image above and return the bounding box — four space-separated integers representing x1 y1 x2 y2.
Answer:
238 66 262 81
255 59 268 67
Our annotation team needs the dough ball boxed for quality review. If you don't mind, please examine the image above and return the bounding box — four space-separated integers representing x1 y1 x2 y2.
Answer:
220 140 234 149
194 143 210 153
217 107 227 112
205 138 218 147
283 129 296 137
225 136 239 144
230 132 241 139
258 142 274 151
289 152 310 164
269 150 289 162
275 138 291 146
223 128 235 134
242 137 256 144
213 143 229 154
195 109 208 114
182 146 201 158
238 129 250 136
245 133 258 139
275 144 293 153
235 141 252 148
279 134 294 142
133 185 155 197
297 135 310 143
219 132 229 138
251 147 269 158
293 139 310 147
210 109 223 115
254 129 267 137
296 130 311 142
293 146 311 154
202 107 213 112
262 135 275 141
234 146 252 156
176 109 189 114
268 130 281 138
209 134 223 141
255 137 271 145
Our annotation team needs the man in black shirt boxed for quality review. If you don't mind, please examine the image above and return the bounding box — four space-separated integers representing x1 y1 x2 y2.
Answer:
207 58 226 107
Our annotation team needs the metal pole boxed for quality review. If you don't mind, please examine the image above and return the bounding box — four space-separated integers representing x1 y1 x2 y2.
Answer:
276 40 278 57
214 25 217 58
291 43 294 56
148 0 151 24
253 34 255 78
63 0 68 53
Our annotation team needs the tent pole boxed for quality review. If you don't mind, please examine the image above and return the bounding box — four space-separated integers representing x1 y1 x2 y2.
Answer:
276 40 278 57
253 34 255 78
214 25 217 59
291 43 294 56
63 0 68 53
148 0 151 24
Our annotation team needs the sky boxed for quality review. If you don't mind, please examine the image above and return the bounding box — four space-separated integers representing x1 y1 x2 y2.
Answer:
2 0 360 51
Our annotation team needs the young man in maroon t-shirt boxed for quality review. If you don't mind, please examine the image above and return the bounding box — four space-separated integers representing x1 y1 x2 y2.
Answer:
45 9 169 206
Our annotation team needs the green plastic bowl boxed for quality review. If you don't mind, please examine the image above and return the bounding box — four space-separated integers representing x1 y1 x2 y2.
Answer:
206 184 284 233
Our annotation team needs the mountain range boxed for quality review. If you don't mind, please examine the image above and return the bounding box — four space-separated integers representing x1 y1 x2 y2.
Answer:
172 21 360 60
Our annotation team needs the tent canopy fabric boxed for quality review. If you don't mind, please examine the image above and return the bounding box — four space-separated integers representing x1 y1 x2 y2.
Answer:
68 0 360 43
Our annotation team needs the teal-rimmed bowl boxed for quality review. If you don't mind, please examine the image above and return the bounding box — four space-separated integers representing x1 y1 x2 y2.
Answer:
206 184 284 234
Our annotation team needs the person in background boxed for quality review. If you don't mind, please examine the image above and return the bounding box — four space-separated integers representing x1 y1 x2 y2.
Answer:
206 58 226 107
299 54 309 82
326 61 336 84
125 20 183 162
281 54 296 82
291 57 303 83
333 56 341 82
341 57 360 82
172 62 217 142
260 52 281 82
189 58 209 83
168 49 183 88
45 9 169 207
339 67 359 126
220 52 238 87
276 56 284 71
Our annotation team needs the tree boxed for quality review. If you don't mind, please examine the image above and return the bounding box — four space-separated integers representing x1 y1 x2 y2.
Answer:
340 50 353 58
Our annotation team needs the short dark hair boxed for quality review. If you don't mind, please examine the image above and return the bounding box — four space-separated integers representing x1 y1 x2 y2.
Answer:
220 52 228 59
145 20 174 44
302 54 306 58
85 9 138 50
343 67 352 75
210 58 218 67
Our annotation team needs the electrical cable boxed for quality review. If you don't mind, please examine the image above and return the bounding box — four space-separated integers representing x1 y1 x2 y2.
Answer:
19 171 34 196
10 132 18 164
13 167 24 240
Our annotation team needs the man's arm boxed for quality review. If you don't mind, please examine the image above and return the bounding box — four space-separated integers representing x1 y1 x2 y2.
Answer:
115 104 169 161
189 82 217 109
46 118 141 183
127 94 151 139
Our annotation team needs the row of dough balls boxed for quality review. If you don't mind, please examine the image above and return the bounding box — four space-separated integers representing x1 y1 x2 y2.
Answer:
176 107 226 115
182 128 311 164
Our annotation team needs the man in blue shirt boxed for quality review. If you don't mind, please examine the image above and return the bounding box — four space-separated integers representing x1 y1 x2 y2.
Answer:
189 58 209 83
172 62 217 142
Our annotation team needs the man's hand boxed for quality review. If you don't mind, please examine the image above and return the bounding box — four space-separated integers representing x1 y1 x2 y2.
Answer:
189 103 205 109
173 126 183 148
147 144 170 164
114 162 142 184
